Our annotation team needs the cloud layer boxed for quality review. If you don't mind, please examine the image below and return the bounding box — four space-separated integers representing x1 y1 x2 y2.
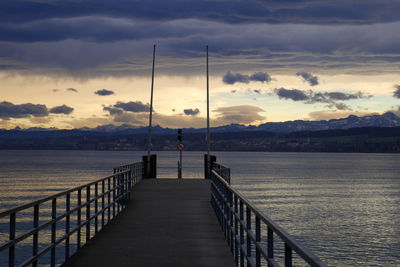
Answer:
101 100 265 127
183 108 200 116
274 88 371 110
0 101 73 119
223 71 272 84
49 105 74 115
296 72 319 86
394 85 400 98
2 7 400 77
95 89 115 96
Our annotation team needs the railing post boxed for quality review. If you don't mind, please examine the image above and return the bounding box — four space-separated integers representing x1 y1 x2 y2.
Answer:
267 226 274 265
234 195 239 264
246 206 251 267
117 174 120 212
108 178 111 222
33 204 39 267
9 212 15 267
240 201 244 267
229 191 234 253
95 183 98 234
65 194 70 261
77 189 81 249
285 243 292 267
51 198 56 267
86 185 90 242
255 216 261 267
113 176 116 218
128 170 132 202
102 180 105 227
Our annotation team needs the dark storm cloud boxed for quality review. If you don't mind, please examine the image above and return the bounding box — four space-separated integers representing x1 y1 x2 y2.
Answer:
2 19 400 77
2 1 400 77
324 91 366 100
223 71 250 84
223 71 272 84
274 88 309 101
0 17 215 43
67 88 78 93
49 105 74 114
114 101 149 112
95 89 115 96
250 72 272 83
103 106 123 116
183 108 200 116
0 101 48 119
393 85 400 98
296 72 319 86
274 88 371 110
1 0 400 26
103 101 150 116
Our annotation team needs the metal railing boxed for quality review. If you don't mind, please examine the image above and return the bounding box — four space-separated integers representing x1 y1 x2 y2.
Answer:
210 165 327 267
212 162 231 184
0 161 144 267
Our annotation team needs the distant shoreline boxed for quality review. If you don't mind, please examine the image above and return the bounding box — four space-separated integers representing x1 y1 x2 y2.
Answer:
1 126 400 153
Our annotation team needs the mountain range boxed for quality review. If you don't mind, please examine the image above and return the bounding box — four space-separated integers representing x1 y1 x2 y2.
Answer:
1 112 400 139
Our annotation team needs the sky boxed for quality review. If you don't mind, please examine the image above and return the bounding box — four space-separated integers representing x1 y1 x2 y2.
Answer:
1 0 400 129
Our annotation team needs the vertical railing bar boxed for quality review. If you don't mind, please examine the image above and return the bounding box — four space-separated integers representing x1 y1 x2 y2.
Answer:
51 198 56 267
119 174 122 212
95 183 98 234
65 193 70 261
101 180 106 229
240 201 244 267
108 178 111 223
113 176 116 218
9 212 16 267
77 189 81 249
268 226 274 261
128 170 132 202
255 216 261 267
86 185 90 242
223 181 227 238
285 243 292 267
246 206 251 267
230 191 234 253
234 195 239 264
32 204 39 267
102 180 105 228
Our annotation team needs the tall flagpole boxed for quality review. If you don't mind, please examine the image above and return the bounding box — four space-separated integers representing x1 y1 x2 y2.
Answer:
147 44 156 176
206 45 211 177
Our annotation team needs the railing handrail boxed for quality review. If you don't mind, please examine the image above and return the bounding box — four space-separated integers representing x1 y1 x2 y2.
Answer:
212 162 231 184
211 168 327 267
114 162 141 172
0 161 142 218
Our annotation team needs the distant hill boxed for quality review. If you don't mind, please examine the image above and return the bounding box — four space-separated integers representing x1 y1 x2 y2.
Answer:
1 112 400 139
257 112 400 133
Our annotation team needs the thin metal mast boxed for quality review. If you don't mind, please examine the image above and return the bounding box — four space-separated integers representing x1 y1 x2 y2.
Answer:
206 45 211 176
147 44 156 175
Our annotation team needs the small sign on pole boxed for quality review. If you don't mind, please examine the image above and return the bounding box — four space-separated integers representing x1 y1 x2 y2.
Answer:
177 143 185 151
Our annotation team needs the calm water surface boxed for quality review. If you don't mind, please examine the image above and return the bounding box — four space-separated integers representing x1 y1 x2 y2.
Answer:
0 150 399 266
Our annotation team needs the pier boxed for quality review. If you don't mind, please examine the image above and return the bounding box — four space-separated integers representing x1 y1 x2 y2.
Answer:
62 179 234 267
0 155 327 267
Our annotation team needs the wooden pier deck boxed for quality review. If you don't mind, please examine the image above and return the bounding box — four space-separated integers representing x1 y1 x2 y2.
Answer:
62 179 234 267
